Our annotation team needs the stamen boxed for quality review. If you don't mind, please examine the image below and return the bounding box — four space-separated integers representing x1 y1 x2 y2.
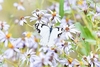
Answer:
26 32 32 38
68 58 73 64
77 0 83 5
6 33 11 39
65 27 69 31
52 11 56 17
8 43 14 48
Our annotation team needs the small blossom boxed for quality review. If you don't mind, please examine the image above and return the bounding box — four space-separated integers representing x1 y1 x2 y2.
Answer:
30 9 48 24
56 41 73 54
61 23 80 39
0 21 9 31
3 40 20 61
0 31 13 47
13 1 25 11
15 16 29 26
45 9 61 24
23 32 38 49
82 53 100 67
20 49 36 65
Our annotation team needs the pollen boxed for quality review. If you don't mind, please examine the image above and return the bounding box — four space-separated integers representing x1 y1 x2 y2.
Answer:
36 52 40 56
34 37 38 42
26 32 32 38
79 61 83 65
8 43 14 48
66 18 69 23
68 58 73 64
65 27 69 31
77 0 83 5
52 11 56 17
6 33 11 39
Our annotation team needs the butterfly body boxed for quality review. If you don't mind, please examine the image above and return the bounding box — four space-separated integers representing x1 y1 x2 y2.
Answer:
35 23 63 47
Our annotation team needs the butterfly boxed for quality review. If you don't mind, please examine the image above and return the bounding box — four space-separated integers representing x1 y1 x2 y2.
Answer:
35 23 63 47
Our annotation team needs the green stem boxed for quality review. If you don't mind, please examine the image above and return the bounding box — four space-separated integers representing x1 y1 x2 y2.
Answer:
67 0 76 22
4 59 18 67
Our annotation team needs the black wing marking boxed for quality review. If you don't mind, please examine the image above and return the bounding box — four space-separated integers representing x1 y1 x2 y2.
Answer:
56 27 63 38
35 23 47 33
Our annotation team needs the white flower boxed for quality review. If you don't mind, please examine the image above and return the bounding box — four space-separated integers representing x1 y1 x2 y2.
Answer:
23 32 38 49
60 17 74 26
0 21 9 31
30 52 52 67
59 58 79 67
13 1 25 11
61 23 80 39
0 0 3 3
3 39 20 61
82 53 100 67
49 3 59 13
77 0 88 11
20 49 36 66
64 0 77 10
14 38 26 49
15 16 29 26
30 9 48 24
56 41 73 54
92 13 100 22
0 31 12 47
45 9 61 24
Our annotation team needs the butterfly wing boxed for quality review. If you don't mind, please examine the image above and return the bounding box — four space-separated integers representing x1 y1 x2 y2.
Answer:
35 23 50 46
48 27 63 47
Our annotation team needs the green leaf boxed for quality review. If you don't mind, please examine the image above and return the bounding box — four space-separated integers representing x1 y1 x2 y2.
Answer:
64 10 72 14
85 39 96 45
59 0 64 19
75 23 95 39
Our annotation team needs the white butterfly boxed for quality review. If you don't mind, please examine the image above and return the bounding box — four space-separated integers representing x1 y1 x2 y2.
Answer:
35 23 63 47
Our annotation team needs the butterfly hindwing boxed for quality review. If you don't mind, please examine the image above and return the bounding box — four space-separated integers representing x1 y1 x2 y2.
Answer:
48 27 63 46
35 23 50 46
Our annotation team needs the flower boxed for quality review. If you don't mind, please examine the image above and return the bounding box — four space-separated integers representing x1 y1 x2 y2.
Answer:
3 39 20 61
59 58 80 67
60 22 80 39
49 3 59 13
0 21 9 31
0 31 12 47
20 49 36 66
77 0 88 12
82 53 100 67
30 52 54 67
56 41 74 54
23 32 38 49
15 16 29 26
45 9 61 24
30 9 48 24
92 13 100 22
13 0 25 11
60 17 74 26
